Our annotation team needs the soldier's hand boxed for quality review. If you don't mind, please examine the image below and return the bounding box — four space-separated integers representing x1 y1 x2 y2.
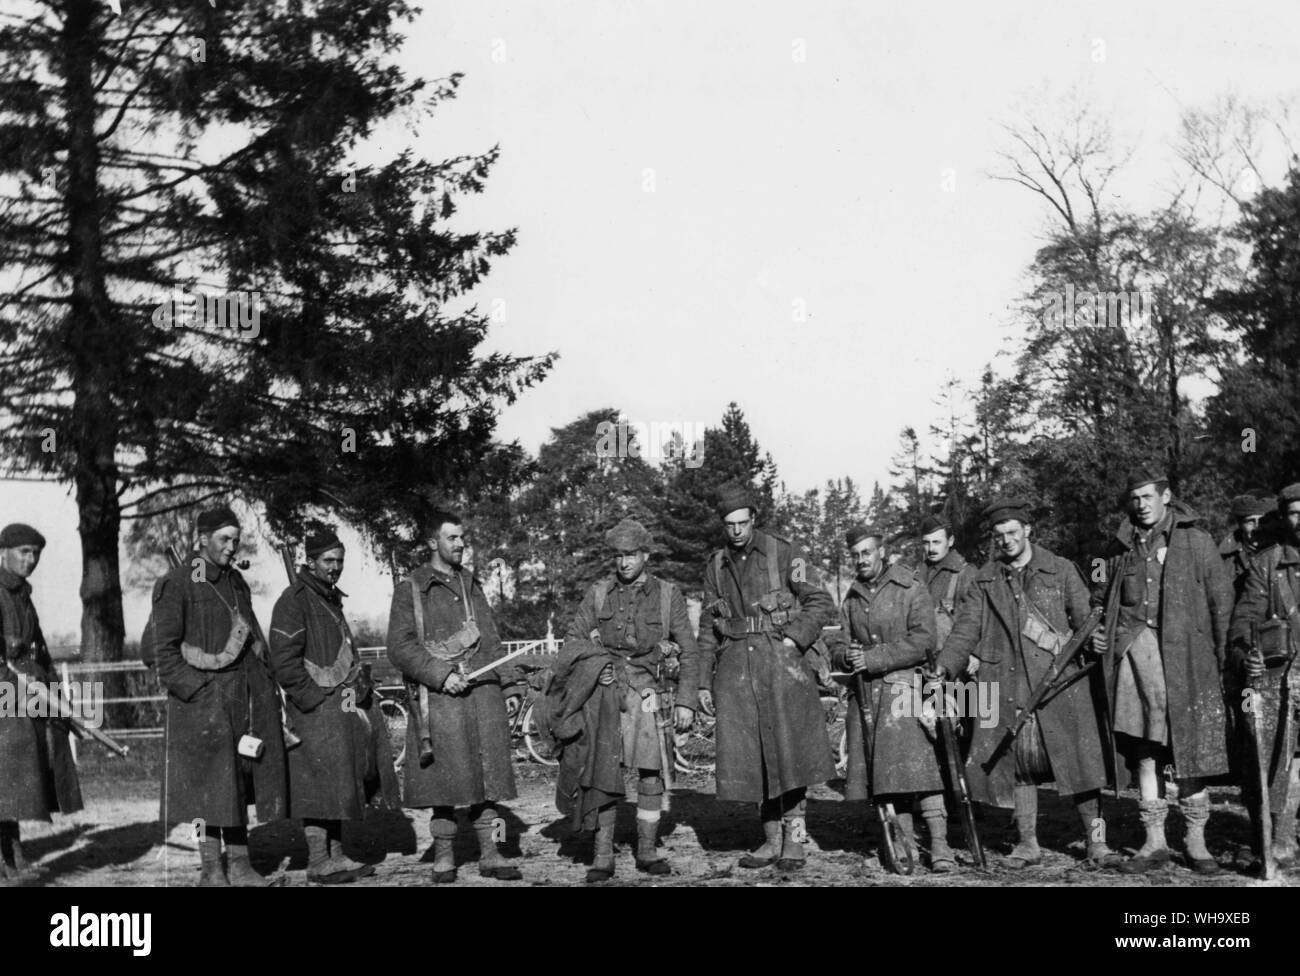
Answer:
845 645 867 672
698 689 715 715
674 705 695 732
782 637 797 651
442 671 469 695
598 663 615 687
1245 649 1265 683
966 657 981 677
1091 631 1108 656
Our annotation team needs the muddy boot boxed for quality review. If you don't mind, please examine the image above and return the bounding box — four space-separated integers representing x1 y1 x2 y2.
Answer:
776 794 808 872
919 793 955 873
223 826 267 887
305 821 367 885
473 804 521 881
999 784 1041 869
586 804 616 883
1076 790 1121 868
329 822 375 880
0 822 36 882
740 798 782 869
634 776 669 875
1178 792 1220 875
430 808 458 884
1271 772 1300 867
1118 797 1171 874
198 831 228 887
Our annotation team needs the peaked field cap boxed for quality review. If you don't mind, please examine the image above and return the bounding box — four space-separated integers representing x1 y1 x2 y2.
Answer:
605 517 653 550
0 523 45 548
196 506 240 534
917 515 949 536
1126 467 1168 491
844 524 883 548
982 497 1033 526
716 485 756 518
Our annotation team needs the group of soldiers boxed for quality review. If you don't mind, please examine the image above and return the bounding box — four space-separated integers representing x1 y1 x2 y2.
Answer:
0 467 1295 883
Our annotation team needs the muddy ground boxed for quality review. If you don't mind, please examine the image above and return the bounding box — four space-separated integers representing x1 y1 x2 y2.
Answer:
11 740 1294 887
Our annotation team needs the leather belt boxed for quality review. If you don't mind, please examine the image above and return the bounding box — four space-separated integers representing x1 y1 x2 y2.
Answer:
719 616 776 639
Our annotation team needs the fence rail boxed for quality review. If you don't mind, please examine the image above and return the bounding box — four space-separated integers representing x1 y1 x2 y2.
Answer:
53 637 565 745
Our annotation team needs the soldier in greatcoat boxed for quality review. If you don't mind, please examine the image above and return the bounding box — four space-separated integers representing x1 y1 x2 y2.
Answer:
386 508 521 883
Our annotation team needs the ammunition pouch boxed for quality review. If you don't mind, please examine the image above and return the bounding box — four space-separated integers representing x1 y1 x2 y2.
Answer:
1257 618 1291 667
1022 606 1066 656
181 613 251 671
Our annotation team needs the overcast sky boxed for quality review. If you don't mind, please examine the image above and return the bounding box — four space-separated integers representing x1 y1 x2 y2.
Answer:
10 0 1300 638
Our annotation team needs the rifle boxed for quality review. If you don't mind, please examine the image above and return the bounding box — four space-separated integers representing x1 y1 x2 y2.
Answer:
981 607 1103 775
923 648 985 869
851 660 914 875
271 544 305 751
3 661 130 757
1248 623 1276 879
654 643 680 812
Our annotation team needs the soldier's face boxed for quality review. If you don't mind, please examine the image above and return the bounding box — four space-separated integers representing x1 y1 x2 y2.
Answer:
613 548 648 583
431 522 466 568
310 547 345 586
992 520 1029 561
851 537 885 581
1 545 41 578
1286 503 1300 541
723 509 754 549
1239 515 1262 544
201 527 241 568
1128 484 1171 528
921 529 952 563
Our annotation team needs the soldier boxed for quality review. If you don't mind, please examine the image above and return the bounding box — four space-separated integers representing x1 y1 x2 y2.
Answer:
916 514 978 650
1221 492 1274 599
0 523 82 881
1227 483 1300 871
695 485 835 871
386 508 521 884
1093 469 1233 875
553 518 698 881
269 525 399 884
151 506 288 886
936 497 1118 868
836 525 950 871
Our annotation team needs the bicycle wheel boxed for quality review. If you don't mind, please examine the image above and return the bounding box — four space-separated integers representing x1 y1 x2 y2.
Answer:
378 697 408 773
521 701 559 766
674 712 716 775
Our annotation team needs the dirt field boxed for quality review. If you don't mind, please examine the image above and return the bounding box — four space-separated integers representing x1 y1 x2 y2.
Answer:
9 739 1293 887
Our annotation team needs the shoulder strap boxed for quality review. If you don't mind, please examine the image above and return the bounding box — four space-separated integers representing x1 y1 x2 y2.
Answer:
713 549 725 590
1275 563 1298 621
766 534 781 592
943 568 959 611
659 579 672 633
409 578 425 644
593 578 614 616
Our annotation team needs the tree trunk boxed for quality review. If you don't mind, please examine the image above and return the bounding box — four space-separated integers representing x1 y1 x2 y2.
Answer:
63 0 128 727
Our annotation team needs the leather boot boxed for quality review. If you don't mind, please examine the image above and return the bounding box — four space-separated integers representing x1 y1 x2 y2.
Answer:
1118 798 1172 874
473 804 522 881
635 777 670 875
198 833 228 887
739 798 782 869
329 822 375 880
1179 792 1220 875
1076 790 1121 867
305 821 368 884
1271 771 1300 867
430 809 458 883
776 794 808 871
0 821 36 882
1000 784 1041 869
586 804 617 883
919 793 956 873
224 844 267 887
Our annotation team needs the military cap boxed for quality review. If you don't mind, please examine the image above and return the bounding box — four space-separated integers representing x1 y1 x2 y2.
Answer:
715 484 756 519
196 506 240 535
917 515 950 537
1125 467 1168 492
605 517 652 551
982 496 1033 527
1279 483 1300 505
0 523 45 549
305 524 344 558
1230 493 1272 519
844 524 883 548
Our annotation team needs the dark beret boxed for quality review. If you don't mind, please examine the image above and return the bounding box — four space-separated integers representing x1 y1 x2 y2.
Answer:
844 524 883 548
1230 493 1272 519
982 497 1033 527
918 515 950 537
1126 468 1168 492
196 506 240 535
715 485 756 519
0 523 45 549
1279 483 1300 505
305 524 344 559
605 517 652 551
